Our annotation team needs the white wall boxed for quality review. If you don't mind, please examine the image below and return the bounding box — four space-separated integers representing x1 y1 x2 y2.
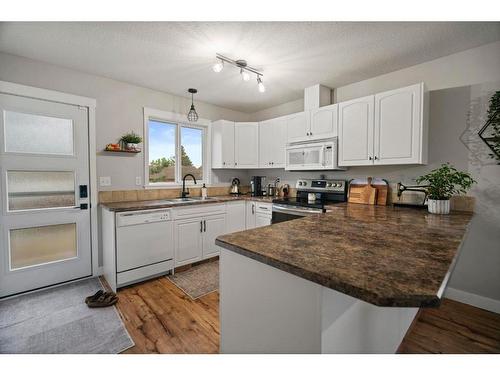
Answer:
0 52 251 190
246 41 500 309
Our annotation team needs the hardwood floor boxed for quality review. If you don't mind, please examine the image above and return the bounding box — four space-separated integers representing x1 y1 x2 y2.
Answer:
398 298 500 354
115 277 219 353
112 276 500 354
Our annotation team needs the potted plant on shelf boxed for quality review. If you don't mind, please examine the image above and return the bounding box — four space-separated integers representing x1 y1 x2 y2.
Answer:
120 132 142 151
416 163 476 214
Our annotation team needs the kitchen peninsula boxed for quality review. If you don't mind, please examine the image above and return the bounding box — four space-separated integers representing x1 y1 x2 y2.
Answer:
215 204 473 353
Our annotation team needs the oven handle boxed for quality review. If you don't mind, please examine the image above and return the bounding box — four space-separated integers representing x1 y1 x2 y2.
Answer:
272 205 323 216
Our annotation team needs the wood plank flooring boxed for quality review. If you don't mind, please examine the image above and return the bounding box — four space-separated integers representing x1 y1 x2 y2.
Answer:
112 276 500 354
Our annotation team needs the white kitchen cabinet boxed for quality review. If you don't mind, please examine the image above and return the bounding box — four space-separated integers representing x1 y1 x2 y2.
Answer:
255 213 272 228
338 83 427 167
286 112 308 143
246 201 256 229
226 201 247 233
202 214 226 259
212 120 235 168
234 122 259 168
338 95 375 166
374 83 427 165
174 217 204 266
309 103 338 140
259 117 287 168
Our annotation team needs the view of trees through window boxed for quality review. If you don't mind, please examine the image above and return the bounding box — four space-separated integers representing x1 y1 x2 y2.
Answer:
148 120 203 183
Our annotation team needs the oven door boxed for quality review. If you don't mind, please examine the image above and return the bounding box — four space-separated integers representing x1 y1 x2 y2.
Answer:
272 204 323 224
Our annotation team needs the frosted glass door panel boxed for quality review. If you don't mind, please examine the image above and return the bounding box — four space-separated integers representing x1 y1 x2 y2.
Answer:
7 170 75 211
4 111 74 155
9 223 77 270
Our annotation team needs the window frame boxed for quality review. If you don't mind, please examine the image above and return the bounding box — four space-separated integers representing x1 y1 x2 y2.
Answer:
143 108 210 188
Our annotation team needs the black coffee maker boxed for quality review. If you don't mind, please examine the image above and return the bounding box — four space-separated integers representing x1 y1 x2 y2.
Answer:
250 176 265 196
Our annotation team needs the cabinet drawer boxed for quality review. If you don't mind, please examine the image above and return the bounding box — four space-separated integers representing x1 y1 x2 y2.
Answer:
255 202 272 215
173 203 226 219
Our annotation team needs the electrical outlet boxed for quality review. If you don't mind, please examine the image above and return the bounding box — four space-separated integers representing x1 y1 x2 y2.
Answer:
135 176 142 186
99 176 111 187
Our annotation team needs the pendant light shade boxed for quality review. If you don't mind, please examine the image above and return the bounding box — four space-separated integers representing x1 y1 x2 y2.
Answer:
187 88 199 122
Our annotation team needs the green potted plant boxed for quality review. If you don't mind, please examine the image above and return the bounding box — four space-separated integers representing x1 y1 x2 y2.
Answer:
120 132 142 151
416 163 476 214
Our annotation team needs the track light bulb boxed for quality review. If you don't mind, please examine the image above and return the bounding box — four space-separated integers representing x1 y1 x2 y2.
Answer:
213 60 224 73
241 69 251 82
257 77 266 93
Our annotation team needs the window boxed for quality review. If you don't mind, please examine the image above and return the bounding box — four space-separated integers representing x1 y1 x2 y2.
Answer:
145 112 207 186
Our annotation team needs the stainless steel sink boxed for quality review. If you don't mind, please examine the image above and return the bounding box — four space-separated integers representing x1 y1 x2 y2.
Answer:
166 197 217 203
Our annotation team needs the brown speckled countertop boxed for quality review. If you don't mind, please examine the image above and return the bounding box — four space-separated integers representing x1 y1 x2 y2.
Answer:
100 194 274 212
216 203 473 307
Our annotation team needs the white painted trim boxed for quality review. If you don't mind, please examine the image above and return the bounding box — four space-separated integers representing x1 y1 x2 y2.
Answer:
0 80 99 278
445 287 500 314
0 80 96 108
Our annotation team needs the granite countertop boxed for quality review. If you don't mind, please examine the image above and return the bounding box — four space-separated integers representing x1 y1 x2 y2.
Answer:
215 203 473 307
100 194 274 212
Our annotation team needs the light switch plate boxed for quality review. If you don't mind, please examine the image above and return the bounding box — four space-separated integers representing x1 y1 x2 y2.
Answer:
99 176 111 186
135 176 142 186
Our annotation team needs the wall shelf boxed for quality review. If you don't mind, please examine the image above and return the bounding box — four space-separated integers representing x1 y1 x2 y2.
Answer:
103 149 141 154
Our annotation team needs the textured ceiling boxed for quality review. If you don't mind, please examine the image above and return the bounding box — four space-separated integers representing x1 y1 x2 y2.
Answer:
0 22 499 113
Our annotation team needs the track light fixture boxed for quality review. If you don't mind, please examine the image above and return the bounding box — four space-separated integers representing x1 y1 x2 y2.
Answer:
212 53 265 93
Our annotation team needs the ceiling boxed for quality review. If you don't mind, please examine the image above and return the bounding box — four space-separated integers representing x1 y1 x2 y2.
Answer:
0 22 499 113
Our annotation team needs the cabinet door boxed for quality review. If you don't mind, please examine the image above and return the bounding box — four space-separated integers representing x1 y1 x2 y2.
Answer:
272 118 287 168
202 214 226 259
374 83 424 165
309 103 337 140
286 112 308 143
211 120 234 168
246 201 256 229
174 217 203 266
226 201 246 233
234 122 259 168
338 95 375 166
259 120 274 168
255 213 271 228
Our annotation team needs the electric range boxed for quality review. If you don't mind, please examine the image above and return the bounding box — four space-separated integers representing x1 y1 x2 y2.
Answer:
272 179 348 223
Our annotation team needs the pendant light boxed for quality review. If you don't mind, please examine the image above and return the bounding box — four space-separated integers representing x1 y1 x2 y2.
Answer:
187 88 199 122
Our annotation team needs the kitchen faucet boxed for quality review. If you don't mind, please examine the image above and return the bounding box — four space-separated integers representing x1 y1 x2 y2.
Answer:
181 173 197 198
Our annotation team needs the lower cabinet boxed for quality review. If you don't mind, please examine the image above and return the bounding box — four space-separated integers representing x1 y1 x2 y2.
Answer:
174 214 226 267
226 201 247 233
246 201 257 229
255 213 271 228
248 201 272 229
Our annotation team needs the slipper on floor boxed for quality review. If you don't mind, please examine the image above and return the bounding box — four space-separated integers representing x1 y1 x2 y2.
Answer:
85 290 104 304
87 292 118 308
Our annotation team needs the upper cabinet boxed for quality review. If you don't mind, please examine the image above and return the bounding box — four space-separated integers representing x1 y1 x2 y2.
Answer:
234 122 259 168
286 105 338 143
211 120 235 168
259 117 287 168
286 112 308 143
374 83 426 165
309 103 338 140
338 83 427 167
338 95 375 166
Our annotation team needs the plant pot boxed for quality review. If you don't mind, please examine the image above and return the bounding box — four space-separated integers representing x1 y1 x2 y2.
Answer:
427 199 450 214
126 143 138 151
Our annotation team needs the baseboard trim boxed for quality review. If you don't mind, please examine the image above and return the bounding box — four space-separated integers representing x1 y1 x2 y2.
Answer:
445 287 500 314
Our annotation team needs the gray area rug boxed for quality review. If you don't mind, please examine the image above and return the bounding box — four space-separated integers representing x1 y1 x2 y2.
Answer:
0 278 134 354
168 260 219 299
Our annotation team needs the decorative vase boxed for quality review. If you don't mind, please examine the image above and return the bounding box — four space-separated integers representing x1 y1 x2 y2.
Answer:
126 143 138 151
427 199 450 214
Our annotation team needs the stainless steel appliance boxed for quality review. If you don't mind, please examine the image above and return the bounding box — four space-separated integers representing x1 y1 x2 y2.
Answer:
286 137 344 171
230 177 241 195
251 176 265 197
272 178 347 224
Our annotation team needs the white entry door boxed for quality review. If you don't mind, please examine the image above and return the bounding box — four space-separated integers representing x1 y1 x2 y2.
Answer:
0 93 92 298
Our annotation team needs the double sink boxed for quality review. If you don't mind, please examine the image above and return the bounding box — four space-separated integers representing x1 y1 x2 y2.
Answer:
164 197 218 204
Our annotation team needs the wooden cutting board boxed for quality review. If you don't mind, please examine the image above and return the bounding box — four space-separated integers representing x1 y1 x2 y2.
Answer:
349 177 389 206
348 177 377 205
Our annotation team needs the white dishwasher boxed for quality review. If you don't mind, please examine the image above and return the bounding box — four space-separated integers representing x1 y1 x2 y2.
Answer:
116 209 174 287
